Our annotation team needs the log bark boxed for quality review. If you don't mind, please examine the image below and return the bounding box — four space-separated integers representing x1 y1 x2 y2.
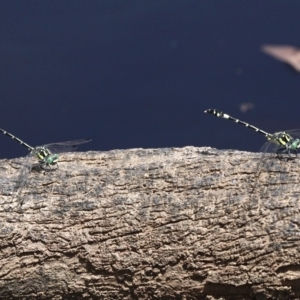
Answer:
0 146 299 299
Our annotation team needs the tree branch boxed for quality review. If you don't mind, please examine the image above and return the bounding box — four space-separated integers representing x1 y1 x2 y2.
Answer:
0 147 299 299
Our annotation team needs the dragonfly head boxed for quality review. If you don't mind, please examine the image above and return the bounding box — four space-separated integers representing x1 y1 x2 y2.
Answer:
45 154 59 165
289 138 300 150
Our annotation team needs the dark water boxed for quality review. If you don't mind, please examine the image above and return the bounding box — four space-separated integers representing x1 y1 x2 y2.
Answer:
1 0 300 158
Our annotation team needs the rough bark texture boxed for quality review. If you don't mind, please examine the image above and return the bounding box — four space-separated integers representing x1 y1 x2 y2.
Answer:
0 146 299 299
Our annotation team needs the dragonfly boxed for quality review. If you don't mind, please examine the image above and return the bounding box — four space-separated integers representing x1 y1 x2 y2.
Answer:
204 109 300 156
0 127 91 205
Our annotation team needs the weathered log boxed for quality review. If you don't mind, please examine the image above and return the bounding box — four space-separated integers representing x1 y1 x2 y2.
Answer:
0 147 300 299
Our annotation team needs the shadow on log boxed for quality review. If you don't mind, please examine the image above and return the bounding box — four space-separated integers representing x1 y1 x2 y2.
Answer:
0 147 300 299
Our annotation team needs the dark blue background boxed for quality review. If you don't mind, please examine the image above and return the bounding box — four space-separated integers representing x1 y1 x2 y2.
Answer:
1 1 300 158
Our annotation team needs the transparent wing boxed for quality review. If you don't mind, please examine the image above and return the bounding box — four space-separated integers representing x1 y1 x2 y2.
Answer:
284 129 300 138
41 138 92 154
259 140 280 154
254 138 280 193
11 156 35 206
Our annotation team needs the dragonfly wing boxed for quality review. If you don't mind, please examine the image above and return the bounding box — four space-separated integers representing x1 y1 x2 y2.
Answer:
284 129 300 138
259 140 279 154
11 156 35 206
42 138 92 154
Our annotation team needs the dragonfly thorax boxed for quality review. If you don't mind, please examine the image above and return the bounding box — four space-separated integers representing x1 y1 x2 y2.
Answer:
269 132 300 155
33 147 59 166
268 131 293 146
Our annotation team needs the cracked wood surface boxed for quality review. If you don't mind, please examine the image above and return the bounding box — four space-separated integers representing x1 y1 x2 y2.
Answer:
0 147 300 299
